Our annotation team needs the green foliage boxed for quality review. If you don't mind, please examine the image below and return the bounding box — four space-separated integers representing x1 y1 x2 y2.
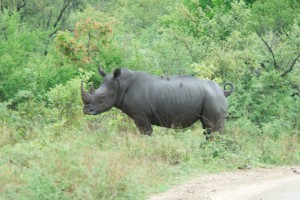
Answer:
0 12 45 100
183 0 233 19
47 77 83 124
227 118 299 165
56 19 113 64
252 0 300 33
112 0 180 33
55 17 123 73
159 1 299 130
1 0 300 199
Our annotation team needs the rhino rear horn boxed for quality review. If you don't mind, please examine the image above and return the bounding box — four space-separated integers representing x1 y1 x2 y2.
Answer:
81 81 91 103
89 84 95 94
98 68 107 77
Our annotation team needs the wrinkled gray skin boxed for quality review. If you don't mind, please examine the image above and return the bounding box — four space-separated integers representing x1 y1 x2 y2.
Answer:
81 68 235 136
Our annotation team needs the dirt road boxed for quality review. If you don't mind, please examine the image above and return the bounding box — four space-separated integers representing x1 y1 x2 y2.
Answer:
149 166 300 200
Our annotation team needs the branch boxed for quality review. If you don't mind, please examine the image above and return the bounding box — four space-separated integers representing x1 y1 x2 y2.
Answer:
53 0 71 28
49 26 62 38
256 31 279 70
46 11 52 30
292 92 300 98
20 7 40 20
1 0 4 14
281 54 300 77
16 0 26 11
290 82 300 99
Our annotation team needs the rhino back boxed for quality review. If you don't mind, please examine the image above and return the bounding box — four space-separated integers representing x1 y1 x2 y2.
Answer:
150 78 205 111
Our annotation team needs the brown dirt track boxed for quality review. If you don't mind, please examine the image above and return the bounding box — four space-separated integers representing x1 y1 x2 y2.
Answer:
149 166 300 200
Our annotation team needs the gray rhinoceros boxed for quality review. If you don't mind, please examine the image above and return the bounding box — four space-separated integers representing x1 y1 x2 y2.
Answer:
81 68 234 136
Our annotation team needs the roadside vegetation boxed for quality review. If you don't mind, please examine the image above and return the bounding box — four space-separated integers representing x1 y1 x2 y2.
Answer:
0 0 299 199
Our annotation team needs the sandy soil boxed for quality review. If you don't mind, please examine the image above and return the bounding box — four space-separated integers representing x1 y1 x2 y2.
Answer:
149 166 300 200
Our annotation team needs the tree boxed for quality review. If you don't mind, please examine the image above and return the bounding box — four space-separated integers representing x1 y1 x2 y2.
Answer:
0 0 85 37
0 12 42 101
252 0 300 34
55 16 123 75
156 0 299 129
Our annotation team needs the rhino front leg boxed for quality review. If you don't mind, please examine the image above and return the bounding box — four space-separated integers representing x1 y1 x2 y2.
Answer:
133 115 153 136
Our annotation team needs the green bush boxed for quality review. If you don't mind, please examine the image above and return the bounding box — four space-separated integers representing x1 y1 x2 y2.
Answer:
47 78 83 124
1 0 300 199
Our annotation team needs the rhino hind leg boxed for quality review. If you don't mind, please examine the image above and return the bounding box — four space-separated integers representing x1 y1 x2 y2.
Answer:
200 114 226 136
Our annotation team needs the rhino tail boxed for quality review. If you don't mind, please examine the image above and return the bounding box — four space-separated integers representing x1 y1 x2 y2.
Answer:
223 82 235 97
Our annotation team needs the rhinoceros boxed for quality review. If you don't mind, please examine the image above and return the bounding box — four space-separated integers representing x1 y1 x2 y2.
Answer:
81 68 234 136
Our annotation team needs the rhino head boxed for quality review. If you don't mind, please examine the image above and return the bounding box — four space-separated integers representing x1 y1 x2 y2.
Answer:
81 68 121 115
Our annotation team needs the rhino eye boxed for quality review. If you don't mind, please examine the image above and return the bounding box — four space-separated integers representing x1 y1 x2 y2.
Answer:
97 95 106 102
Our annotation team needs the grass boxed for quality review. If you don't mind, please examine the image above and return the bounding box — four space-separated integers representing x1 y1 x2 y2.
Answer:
0 114 299 199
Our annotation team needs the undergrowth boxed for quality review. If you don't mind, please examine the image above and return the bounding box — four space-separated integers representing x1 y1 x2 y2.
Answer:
1 112 299 199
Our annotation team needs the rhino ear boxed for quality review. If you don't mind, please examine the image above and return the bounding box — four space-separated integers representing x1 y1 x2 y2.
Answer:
113 68 121 80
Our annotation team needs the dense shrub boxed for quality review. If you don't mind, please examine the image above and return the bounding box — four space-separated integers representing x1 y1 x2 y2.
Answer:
0 0 299 199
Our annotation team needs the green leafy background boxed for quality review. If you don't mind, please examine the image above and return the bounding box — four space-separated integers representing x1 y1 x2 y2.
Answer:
0 0 299 199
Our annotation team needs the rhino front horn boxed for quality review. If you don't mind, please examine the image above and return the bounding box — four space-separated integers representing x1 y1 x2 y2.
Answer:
81 81 91 103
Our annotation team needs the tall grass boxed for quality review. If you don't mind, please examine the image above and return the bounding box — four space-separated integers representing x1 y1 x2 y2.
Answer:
0 113 299 199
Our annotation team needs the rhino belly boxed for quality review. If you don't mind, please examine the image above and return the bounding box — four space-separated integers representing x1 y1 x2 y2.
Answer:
151 108 201 128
